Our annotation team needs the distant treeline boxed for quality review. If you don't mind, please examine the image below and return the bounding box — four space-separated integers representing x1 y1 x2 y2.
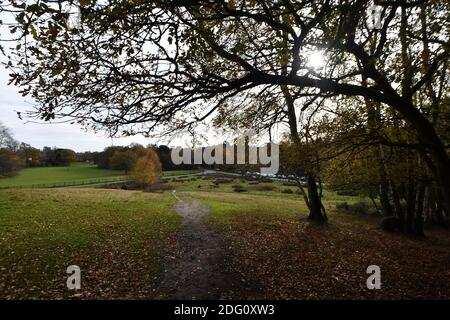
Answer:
86 144 196 173
2 120 279 178
87 143 276 174
1 122 82 177
1 144 79 177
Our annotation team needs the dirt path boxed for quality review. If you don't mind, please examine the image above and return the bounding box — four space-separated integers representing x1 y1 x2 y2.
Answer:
153 197 245 299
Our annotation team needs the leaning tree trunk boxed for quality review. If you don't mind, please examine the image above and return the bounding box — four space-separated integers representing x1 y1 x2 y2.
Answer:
307 173 327 222
282 85 326 222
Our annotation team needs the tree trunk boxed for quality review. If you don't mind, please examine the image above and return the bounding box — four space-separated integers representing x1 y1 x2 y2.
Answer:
414 183 426 236
281 85 326 222
434 192 445 226
396 6 450 216
390 180 405 228
307 173 327 222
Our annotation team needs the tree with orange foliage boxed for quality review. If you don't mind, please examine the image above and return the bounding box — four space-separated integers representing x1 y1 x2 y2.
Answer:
130 148 162 187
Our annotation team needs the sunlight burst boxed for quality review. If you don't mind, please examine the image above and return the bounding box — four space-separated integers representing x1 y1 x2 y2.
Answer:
307 51 325 70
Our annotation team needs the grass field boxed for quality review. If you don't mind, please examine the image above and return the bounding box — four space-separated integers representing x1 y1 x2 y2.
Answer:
0 163 199 188
1 174 449 299
0 163 126 188
168 174 369 206
0 188 179 299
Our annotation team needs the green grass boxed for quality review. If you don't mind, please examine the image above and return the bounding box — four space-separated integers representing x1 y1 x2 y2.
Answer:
170 175 375 228
0 162 126 188
0 188 180 299
171 174 370 205
0 173 373 299
1 175 448 300
186 191 310 227
0 163 200 188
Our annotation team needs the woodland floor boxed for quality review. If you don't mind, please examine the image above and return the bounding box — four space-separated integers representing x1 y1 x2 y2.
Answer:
152 193 450 300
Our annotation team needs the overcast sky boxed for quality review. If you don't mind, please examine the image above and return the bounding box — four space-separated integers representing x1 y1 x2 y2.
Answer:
0 64 165 152
0 8 160 152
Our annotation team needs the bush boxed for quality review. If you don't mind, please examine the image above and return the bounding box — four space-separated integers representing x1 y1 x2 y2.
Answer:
381 216 401 232
336 190 358 196
248 181 260 185
233 185 247 192
253 184 276 191
110 150 137 173
351 202 371 215
336 201 375 215
214 178 234 185
336 202 350 211
0 150 23 177
283 181 297 187
282 188 293 194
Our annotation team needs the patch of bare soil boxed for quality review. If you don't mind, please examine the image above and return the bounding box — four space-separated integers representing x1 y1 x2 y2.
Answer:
223 214 450 299
153 199 251 299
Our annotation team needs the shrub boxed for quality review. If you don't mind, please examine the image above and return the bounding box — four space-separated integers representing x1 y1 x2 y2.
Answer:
336 201 375 215
214 178 234 185
336 202 350 211
253 184 276 191
0 149 24 177
381 216 401 232
233 185 247 192
282 188 293 194
351 202 371 215
336 190 358 196
248 181 260 185
109 150 137 173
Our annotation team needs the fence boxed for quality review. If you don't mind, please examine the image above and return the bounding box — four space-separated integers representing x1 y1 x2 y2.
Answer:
0 176 129 190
